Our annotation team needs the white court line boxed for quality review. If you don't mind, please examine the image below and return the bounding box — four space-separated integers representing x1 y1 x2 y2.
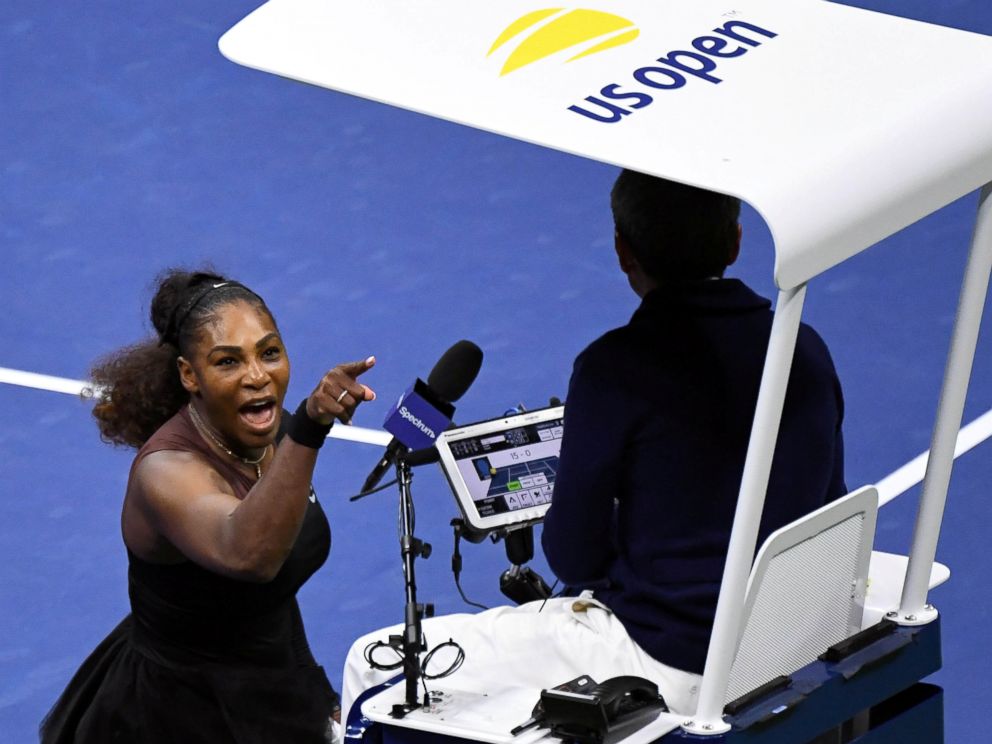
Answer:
0 367 93 396
2 366 989 491
327 423 392 446
875 408 992 506
0 366 393 447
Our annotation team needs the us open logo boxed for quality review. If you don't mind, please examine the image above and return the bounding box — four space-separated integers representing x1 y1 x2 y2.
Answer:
487 8 640 76
489 9 779 124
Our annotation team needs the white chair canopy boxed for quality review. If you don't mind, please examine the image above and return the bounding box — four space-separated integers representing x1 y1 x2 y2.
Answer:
219 0 992 288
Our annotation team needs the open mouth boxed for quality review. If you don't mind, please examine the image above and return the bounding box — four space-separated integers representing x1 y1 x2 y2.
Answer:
239 399 277 429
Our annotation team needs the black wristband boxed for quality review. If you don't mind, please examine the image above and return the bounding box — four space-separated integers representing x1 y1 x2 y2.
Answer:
286 398 332 449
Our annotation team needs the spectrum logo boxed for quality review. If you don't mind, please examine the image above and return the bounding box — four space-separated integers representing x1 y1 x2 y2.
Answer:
488 8 639 77
568 18 778 124
399 406 437 440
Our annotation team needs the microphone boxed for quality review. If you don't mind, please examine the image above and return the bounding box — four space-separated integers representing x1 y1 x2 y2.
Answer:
360 340 483 494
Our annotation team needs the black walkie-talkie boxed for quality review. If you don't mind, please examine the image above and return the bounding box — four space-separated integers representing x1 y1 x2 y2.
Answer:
510 675 597 736
541 676 668 744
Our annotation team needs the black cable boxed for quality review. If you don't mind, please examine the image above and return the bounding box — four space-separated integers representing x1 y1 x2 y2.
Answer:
364 635 465 686
537 579 560 613
349 478 399 501
363 639 404 671
455 573 489 611
451 523 489 610
421 639 465 680
420 662 431 708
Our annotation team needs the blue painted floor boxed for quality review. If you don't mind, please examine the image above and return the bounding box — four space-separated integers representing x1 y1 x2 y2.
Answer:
2 1 990 741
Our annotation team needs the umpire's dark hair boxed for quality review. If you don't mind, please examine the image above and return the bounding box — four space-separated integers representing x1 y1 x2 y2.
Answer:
610 170 741 281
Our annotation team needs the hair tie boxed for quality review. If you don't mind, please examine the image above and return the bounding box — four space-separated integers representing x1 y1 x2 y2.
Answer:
160 280 255 348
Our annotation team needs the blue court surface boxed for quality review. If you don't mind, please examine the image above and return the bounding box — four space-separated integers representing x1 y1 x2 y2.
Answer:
2 1 991 741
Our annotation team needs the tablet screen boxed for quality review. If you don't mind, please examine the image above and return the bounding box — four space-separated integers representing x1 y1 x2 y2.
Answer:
437 406 564 531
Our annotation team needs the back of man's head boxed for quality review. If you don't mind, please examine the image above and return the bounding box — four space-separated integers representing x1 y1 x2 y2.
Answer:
611 170 742 281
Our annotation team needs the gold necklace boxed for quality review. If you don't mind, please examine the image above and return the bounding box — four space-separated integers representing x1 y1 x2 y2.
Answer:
187 403 270 480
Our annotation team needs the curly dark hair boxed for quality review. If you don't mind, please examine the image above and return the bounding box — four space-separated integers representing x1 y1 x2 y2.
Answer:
89 269 274 448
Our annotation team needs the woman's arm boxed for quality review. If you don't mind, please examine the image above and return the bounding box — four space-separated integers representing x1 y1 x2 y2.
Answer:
126 358 375 581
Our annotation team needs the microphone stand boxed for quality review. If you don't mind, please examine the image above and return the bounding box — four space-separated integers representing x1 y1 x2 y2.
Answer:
389 451 435 718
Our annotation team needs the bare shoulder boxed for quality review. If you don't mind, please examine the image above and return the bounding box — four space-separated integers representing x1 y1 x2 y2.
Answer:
124 450 241 561
132 449 235 502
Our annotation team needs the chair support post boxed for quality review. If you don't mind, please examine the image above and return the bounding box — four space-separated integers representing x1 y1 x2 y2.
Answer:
899 182 992 622
685 284 807 735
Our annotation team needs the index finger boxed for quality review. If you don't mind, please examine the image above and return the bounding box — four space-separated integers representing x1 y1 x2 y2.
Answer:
337 355 376 379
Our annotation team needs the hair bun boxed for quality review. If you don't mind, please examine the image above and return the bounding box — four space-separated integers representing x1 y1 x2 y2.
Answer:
150 269 225 342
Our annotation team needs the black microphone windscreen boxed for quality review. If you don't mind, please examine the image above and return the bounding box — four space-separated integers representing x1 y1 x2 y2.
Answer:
427 340 483 403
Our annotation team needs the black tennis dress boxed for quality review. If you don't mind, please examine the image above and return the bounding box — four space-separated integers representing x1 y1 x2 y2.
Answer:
40 408 339 743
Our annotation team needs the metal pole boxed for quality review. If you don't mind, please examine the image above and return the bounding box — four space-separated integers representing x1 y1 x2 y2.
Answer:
397 460 424 709
899 182 992 623
684 284 807 735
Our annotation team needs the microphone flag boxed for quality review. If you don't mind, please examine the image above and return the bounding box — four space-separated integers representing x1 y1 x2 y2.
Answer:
382 378 455 450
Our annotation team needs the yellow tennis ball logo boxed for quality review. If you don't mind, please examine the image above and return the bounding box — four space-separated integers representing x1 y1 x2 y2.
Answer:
488 8 639 76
